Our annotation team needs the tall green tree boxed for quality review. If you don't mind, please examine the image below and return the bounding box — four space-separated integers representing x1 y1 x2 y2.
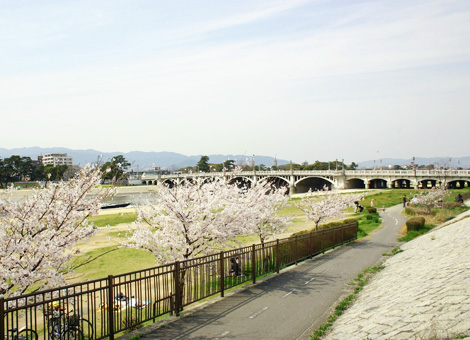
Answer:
0 155 35 186
101 155 131 183
197 155 210 172
214 159 237 172
348 162 358 170
0 158 5 188
43 165 69 181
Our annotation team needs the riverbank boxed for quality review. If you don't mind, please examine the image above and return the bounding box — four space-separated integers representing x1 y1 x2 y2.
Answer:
323 205 470 340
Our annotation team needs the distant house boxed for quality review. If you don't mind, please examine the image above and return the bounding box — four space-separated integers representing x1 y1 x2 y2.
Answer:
40 153 73 167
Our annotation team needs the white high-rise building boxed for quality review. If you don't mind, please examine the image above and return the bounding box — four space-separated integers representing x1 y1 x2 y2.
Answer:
40 153 73 167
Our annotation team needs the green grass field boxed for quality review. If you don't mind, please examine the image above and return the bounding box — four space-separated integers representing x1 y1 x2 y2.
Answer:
67 188 469 283
68 246 156 281
88 211 137 227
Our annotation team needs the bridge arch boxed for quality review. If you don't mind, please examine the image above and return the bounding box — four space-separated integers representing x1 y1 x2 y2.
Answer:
262 176 290 189
418 178 439 189
229 176 254 188
345 178 366 189
295 176 334 193
391 178 413 189
162 179 177 188
368 178 388 189
447 180 470 189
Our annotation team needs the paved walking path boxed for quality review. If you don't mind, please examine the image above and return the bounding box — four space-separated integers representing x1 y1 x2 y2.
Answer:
324 207 470 340
123 205 406 340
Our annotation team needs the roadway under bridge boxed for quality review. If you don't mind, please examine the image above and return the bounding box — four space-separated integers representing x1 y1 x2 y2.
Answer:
133 169 470 194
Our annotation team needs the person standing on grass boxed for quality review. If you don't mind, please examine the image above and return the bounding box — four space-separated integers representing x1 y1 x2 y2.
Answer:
403 195 407 208
230 257 240 277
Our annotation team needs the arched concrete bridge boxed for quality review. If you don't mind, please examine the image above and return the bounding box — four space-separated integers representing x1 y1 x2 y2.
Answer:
137 169 470 194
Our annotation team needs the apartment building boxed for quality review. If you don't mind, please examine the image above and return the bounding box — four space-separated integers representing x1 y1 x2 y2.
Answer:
40 153 73 167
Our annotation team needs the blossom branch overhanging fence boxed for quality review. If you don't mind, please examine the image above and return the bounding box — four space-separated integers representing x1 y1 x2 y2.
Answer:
1 222 357 340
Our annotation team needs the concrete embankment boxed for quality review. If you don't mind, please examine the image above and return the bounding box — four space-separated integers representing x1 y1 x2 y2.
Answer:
324 208 470 340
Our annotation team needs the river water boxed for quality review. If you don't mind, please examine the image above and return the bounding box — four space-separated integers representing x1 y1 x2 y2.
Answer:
2 186 159 208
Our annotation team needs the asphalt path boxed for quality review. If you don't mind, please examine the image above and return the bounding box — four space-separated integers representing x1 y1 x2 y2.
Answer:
132 205 407 340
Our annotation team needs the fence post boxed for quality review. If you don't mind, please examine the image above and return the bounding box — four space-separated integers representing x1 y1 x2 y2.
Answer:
107 275 115 340
252 244 256 284
309 232 313 258
174 261 181 316
322 231 325 254
333 228 336 249
295 235 298 265
220 252 225 298
0 297 4 340
276 239 280 274
341 226 344 245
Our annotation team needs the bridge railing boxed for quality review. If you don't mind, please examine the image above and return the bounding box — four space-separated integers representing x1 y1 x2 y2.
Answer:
140 169 470 181
0 223 357 340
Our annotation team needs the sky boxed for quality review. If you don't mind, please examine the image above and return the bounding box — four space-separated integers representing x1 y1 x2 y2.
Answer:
1 0 470 164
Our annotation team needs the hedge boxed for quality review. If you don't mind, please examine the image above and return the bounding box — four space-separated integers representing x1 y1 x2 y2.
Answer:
406 217 426 232
290 218 357 239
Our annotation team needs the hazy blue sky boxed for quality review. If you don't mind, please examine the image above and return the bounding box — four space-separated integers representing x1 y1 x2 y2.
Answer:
1 0 469 163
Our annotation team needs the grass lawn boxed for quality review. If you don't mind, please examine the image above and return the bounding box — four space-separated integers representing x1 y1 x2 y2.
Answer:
88 211 137 227
398 188 470 241
355 212 382 238
68 246 156 282
69 188 469 283
68 194 370 282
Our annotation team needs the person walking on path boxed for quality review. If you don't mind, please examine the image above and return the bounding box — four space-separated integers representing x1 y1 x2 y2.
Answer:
402 194 407 208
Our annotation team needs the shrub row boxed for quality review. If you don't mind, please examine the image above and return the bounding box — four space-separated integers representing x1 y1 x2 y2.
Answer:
289 218 357 238
461 191 470 201
405 206 436 216
406 217 426 232
442 202 465 209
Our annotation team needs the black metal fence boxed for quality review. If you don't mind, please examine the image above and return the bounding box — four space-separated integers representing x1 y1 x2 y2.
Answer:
1 222 357 340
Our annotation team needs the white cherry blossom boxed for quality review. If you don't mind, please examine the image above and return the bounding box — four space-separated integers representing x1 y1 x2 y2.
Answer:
0 164 113 297
295 186 363 231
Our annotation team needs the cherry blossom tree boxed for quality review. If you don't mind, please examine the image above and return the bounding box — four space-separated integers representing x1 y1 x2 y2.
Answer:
125 174 294 312
409 187 449 207
126 175 294 263
126 176 251 263
241 181 292 246
295 186 363 231
0 165 113 297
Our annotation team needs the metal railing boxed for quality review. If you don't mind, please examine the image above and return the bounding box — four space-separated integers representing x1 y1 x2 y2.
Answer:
1 222 357 340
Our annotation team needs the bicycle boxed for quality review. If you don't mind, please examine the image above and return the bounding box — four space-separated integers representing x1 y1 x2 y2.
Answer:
46 307 93 340
5 327 38 340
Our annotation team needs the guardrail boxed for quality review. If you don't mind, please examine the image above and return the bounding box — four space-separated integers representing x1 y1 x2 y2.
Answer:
1 222 357 340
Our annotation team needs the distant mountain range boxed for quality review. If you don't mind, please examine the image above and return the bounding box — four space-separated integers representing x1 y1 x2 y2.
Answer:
357 157 470 169
0 147 289 170
1 147 469 169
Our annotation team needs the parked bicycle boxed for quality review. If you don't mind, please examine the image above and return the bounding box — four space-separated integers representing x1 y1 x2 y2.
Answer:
46 304 93 340
4 327 38 340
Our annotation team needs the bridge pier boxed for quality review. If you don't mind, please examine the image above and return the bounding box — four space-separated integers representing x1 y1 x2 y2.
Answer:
289 185 296 195
334 175 346 190
289 172 296 194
